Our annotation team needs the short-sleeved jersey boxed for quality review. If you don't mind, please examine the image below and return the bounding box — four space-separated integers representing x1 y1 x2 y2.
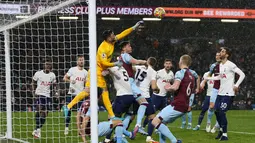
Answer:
33 70 56 97
189 69 199 94
134 65 157 98
119 53 135 78
203 72 214 96
209 62 220 89
66 66 88 95
218 60 238 96
171 68 195 113
109 66 133 96
154 69 174 97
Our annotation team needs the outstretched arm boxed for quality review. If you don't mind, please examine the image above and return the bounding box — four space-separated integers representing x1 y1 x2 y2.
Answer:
115 21 143 41
115 28 133 41
122 53 147 65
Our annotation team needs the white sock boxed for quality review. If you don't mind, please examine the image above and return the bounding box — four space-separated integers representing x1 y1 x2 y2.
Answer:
220 128 223 132
135 124 141 127
37 128 41 132
223 133 227 137
104 138 111 142
197 125 201 128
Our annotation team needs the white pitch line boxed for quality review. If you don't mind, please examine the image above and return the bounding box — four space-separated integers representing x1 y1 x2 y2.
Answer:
169 126 255 135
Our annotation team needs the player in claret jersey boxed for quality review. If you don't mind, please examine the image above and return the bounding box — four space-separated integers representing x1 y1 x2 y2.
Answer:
180 69 200 129
151 55 195 143
214 47 245 141
32 61 58 138
118 41 149 135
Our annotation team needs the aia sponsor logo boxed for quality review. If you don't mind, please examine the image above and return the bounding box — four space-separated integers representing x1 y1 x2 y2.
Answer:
40 81 52 86
75 77 85 81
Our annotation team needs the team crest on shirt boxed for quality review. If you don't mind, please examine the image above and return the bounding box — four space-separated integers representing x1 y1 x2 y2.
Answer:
102 53 106 58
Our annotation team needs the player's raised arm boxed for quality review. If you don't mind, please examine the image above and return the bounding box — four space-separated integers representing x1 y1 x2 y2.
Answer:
115 21 143 41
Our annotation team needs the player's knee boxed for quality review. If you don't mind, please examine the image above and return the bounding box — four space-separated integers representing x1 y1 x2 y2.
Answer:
209 103 215 109
84 87 90 93
148 114 156 120
141 102 149 107
113 120 123 128
152 116 162 127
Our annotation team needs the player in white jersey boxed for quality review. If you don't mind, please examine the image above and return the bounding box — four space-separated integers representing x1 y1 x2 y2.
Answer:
193 71 216 132
31 61 57 138
142 59 174 134
134 57 159 143
63 55 88 135
214 47 245 141
153 59 174 111
103 66 137 143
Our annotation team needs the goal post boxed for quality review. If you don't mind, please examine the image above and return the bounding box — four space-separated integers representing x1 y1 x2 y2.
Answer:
0 0 98 142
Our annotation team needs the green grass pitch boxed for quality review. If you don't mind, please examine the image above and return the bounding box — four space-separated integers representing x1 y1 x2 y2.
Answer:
0 110 255 143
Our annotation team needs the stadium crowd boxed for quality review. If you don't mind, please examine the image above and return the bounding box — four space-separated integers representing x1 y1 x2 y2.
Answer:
1 0 255 111
0 20 254 111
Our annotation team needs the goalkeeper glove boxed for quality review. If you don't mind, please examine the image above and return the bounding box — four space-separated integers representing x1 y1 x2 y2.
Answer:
132 20 144 30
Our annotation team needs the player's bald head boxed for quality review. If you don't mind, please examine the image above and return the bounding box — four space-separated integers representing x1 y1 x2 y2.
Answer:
180 54 192 67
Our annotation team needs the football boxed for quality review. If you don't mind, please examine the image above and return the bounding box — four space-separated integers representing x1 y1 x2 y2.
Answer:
154 7 166 18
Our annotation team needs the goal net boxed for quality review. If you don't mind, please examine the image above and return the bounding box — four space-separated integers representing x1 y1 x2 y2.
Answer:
0 0 97 142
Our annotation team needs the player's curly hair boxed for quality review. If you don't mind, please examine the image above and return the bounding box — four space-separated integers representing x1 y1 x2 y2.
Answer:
102 30 113 40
